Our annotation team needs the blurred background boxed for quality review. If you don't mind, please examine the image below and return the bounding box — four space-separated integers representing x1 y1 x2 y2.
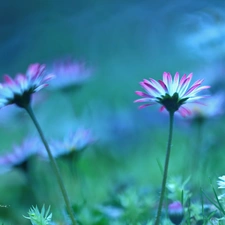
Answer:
1 0 225 224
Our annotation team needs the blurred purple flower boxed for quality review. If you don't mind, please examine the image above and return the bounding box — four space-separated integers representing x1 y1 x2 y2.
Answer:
0 63 54 108
179 7 225 60
135 72 210 117
48 59 92 91
41 129 94 159
185 92 225 120
0 137 40 174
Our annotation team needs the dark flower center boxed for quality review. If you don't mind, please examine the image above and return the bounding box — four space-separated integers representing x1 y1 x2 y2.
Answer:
157 92 189 113
11 91 32 108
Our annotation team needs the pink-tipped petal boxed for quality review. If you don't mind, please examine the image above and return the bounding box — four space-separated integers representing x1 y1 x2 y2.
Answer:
160 105 165 112
135 91 153 98
172 72 180 92
187 85 210 97
139 103 156 109
149 78 166 94
142 81 161 95
4 75 15 85
134 98 152 103
174 72 180 83
178 74 187 87
163 72 172 88
183 83 201 96
178 106 192 117
158 80 168 91
178 76 192 96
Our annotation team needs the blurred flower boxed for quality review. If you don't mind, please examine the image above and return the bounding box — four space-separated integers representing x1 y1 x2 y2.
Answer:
179 7 225 60
218 175 225 189
186 92 225 121
88 105 135 143
168 201 184 225
97 205 123 219
48 59 92 91
0 137 40 174
134 72 210 116
41 129 94 159
217 175 225 203
209 217 220 225
195 62 225 90
0 63 54 108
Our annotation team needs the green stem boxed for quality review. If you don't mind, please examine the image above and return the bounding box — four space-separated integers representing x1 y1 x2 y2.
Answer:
25 105 77 225
154 111 174 225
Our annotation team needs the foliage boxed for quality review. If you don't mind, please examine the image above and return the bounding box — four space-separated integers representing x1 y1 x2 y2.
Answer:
24 205 52 225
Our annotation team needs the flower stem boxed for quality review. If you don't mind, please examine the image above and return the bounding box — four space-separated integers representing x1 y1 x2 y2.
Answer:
25 105 77 225
154 111 174 225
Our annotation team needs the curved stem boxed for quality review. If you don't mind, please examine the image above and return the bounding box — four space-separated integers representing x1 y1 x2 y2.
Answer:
25 105 77 225
154 111 174 225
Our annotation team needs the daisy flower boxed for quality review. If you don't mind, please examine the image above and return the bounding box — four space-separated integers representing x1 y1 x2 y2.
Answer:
41 129 94 159
0 137 40 174
134 72 210 116
48 59 92 91
0 63 54 108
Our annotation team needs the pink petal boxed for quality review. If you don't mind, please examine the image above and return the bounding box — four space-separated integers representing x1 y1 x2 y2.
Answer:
141 81 160 95
187 95 209 102
135 91 153 98
178 76 192 96
178 106 192 117
34 84 48 92
27 64 40 77
173 72 180 91
178 74 187 87
4 75 15 85
149 78 166 93
28 64 45 79
138 103 156 109
160 105 166 112
163 72 172 87
174 72 180 83
158 80 168 91
183 83 201 96
187 85 210 97
134 98 145 103
15 74 27 83
42 74 55 82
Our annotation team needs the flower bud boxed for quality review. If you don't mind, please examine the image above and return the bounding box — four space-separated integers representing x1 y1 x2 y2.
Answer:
168 201 184 225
